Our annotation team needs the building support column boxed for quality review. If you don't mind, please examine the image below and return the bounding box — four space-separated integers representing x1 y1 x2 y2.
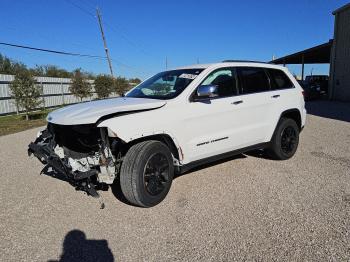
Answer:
301 55 305 80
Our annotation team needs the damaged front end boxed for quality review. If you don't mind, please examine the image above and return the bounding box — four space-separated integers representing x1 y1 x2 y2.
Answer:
28 123 122 199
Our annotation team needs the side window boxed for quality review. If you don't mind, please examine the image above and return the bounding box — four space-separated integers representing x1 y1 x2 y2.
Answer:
268 69 294 90
237 67 270 94
200 69 238 97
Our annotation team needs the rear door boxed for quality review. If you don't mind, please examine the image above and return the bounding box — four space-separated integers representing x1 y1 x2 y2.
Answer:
233 66 275 144
265 68 298 137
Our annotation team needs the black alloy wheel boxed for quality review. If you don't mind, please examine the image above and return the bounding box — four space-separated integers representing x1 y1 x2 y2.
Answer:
120 140 174 207
143 153 170 196
267 117 300 160
281 126 298 154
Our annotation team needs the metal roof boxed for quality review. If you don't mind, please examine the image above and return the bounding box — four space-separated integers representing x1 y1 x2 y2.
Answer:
333 3 350 15
270 40 333 64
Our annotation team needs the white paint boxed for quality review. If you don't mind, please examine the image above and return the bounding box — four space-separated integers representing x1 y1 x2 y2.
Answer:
47 97 166 125
47 62 306 165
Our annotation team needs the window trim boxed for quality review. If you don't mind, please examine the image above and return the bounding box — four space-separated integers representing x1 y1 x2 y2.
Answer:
189 67 239 102
189 66 296 102
236 66 272 95
265 68 296 91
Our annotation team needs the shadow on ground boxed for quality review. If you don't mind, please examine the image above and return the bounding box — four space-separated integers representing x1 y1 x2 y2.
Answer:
244 149 272 160
49 230 114 262
174 153 247 179
306 100 350 123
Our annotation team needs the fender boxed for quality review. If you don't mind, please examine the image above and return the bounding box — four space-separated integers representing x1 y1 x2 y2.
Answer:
97 111 184 162
279 108 302 129
267 108 302 142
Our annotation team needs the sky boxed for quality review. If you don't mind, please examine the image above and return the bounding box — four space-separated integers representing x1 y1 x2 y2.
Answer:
1 0 349 79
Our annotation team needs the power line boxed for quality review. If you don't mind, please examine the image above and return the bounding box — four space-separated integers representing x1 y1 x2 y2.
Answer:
0 41 151 76
0 42 105 59
64 0 95 18
77 0 149 51
62 1 158 74
76 0 97 11
103 21 154 58
0 24 104 55
64 0 158 60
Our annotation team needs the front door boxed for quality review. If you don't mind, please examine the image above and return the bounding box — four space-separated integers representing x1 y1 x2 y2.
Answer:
182 68 242 162
182 66 275 163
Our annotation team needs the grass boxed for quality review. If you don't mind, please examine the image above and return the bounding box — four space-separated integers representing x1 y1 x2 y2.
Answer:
0 109 52 136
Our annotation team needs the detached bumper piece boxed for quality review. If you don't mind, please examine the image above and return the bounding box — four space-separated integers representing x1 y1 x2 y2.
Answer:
28 129 100 198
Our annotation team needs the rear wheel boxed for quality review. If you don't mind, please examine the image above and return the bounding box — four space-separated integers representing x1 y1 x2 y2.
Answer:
267 118 299 160
120 140 174 207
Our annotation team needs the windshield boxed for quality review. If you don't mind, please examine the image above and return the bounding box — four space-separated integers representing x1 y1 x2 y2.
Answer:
126 69 204 99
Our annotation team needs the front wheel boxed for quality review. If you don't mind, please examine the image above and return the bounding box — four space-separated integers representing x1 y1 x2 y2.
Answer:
120 140 174 207
267 118 300 160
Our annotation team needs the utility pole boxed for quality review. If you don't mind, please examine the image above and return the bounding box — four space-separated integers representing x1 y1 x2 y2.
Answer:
165 56 168 70
96 7 114 77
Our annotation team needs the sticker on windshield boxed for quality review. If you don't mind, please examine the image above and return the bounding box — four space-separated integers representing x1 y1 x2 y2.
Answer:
179 73 198 80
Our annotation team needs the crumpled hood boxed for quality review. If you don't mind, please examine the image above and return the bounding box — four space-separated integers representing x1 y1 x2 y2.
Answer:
47 97 166 125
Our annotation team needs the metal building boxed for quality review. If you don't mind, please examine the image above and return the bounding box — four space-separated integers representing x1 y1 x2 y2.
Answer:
271 3 350 102
330 3 350 101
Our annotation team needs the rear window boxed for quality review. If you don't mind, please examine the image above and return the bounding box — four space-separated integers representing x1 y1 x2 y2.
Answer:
267 69 294 90
237 67 270 94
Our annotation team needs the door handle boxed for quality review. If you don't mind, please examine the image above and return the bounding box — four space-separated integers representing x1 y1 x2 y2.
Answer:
231 100 243 105
271 94 280 98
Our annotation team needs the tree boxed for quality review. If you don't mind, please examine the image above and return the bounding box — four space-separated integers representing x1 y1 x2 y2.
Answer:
69 69 92 101
9 69 42 120
0 53 27 75
30 65 73 78
114 77 130 95
0 53 99 79
45 65 72 78
94 74 114 99
129 77 142 86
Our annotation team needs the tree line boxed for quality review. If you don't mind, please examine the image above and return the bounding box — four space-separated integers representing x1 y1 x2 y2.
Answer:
1 53 142 120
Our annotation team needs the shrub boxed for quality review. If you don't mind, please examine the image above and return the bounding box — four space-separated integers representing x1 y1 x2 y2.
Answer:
9 69 42 120
129 78 142 86
70 69 92 101
114 77 130 96
94 74 114 99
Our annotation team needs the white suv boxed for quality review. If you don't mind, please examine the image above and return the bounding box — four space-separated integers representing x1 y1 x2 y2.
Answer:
29 61 306 207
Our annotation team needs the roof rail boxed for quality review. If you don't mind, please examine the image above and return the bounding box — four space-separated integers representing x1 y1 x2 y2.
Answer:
222 60 270 64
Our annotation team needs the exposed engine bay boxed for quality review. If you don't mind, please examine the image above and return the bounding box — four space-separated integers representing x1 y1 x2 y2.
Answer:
28 123 124 200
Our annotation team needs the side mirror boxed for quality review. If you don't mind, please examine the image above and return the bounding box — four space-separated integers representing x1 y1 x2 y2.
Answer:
196 85 218 98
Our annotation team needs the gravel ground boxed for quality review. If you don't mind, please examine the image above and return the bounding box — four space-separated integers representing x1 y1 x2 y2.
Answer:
0 101 349 261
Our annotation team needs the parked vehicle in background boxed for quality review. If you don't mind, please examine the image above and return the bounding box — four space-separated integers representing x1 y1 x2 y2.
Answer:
28 61 306 207
305 75 329 95
298 80 321 101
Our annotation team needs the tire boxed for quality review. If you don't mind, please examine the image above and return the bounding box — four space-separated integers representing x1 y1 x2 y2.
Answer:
120 140 174 207
267 118 300 160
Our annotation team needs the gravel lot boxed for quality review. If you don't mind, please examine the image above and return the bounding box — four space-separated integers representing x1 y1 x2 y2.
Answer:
1 101 349 261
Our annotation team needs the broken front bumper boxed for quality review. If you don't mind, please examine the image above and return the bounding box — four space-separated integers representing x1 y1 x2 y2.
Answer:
28 129 101 197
